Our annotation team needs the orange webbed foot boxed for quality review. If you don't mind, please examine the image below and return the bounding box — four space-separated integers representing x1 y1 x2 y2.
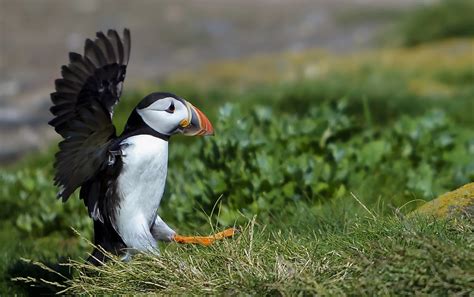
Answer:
173 228 238 246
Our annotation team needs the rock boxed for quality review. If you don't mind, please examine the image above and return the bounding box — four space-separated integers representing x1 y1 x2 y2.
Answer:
413 183 474 219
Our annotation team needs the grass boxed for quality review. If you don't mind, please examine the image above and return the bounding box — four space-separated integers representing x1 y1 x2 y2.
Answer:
393 0 474 47
1 9 473 292
19 212 474 295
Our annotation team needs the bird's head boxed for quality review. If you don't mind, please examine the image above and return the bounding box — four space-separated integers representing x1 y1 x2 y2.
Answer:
131 92 214 137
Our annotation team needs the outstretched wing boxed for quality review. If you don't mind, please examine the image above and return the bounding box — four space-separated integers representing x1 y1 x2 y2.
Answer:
49 29 131 201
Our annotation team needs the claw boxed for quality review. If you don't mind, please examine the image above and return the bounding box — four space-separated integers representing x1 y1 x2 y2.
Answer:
173 228 238 246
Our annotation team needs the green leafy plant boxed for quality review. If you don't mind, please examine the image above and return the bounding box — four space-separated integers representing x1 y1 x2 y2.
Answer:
1 93 472 238
0 167 90 237
162 102 473 227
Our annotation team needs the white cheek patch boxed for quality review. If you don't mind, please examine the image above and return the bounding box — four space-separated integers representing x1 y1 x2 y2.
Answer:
137 99 189 135
143 97 175 111
137 108 173 135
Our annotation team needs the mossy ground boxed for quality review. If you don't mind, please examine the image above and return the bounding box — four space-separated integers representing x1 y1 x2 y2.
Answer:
414 182 474 219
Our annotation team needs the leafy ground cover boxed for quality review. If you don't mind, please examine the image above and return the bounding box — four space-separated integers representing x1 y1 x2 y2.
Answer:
1 11 473 294
2 39 472 239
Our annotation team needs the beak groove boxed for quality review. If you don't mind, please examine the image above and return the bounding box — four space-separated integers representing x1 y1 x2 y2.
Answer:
182 102 214 136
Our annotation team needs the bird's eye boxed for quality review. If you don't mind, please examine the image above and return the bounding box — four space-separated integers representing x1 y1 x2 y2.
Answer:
165 102 175 114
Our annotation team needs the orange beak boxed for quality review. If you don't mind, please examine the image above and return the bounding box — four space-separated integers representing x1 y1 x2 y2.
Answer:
181 101 214 136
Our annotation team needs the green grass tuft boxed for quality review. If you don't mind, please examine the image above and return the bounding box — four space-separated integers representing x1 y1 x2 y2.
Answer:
47 215 474 295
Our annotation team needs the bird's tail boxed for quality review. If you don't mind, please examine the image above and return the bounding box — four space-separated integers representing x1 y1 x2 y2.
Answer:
88 248 107 266
87 220 126 266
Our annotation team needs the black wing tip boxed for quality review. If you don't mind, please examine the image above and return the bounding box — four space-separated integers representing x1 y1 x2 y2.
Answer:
123 28 130 37
96 31 106 38
103 28 130 35
83 39 95 57
84 38 94 46
122 28 131 64
97 28 131 65
57 191 68 202
53 180 70 201
69 51 82 61
51 27 131 128
58 194 70 203
69 28 131 65
107 28 131 63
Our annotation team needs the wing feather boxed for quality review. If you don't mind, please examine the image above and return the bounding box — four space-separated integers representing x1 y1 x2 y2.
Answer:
49 29 131 203
96 32 116 64
107 29 125 64
122 29 131 64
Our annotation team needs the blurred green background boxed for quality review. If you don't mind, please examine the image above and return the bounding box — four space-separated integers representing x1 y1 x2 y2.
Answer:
0 0 473 294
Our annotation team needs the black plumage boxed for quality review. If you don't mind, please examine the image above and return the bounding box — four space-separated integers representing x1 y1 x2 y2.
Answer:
49 29 131 263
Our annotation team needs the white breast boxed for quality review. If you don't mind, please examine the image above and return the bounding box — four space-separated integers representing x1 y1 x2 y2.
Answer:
115 134 168 246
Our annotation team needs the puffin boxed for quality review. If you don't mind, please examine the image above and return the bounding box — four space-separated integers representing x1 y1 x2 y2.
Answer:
49 28 235 265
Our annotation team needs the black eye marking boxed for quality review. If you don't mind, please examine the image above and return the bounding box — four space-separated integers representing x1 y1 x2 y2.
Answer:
165 102 175 114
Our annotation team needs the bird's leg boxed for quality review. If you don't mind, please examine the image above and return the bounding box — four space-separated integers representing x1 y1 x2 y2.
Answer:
151 215 176 242
173 228 237 246
151 216 237 246
121 225 159 255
